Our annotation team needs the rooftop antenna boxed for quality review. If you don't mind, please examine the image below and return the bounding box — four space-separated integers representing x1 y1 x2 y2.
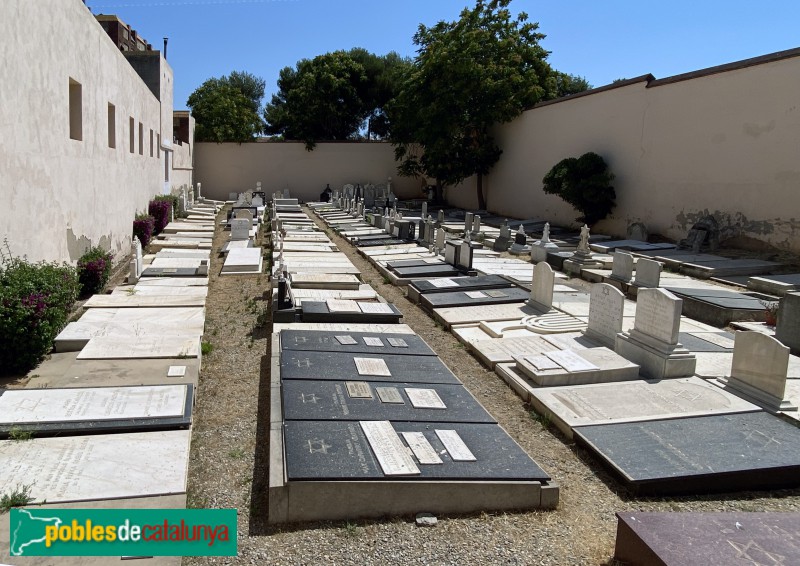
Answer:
163 37 168 59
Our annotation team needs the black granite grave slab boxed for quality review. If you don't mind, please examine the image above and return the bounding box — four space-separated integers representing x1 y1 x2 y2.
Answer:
284 420 550 481
300 301 403 324
386 259 445 269
141 267 200 277
355 238 409 247
420 286 530 311
280 351 460 384
546 251 574 270
681 259 780 278
280 330 436 356
350 233 392 242
408 274 511 296
0 384 193 437
574 412 800 495
392 264 462 278
282 380 495 423
677 332 734 352
665 287 767 326
614 512 800 566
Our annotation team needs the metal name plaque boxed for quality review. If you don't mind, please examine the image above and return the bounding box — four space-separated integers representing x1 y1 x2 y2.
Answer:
405 388 447 410
465 291 487 299
360 421 420 475
363 337 384 347
387 338 408 348
376 387 404 404
335 335 358 345
401 432 443 464
430 278 459 288
359 302 394 314
436 429 477 461
354 357 392 377
345 381 373 399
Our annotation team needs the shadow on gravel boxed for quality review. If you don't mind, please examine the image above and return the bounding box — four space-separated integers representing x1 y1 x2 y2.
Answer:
248 327 272 535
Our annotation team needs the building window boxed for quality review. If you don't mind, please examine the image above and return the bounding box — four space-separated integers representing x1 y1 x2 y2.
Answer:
157 133 161 158
149 129 153 157
138 122 143 155
129 117 135 153
107 103 116 148
69 79 82 141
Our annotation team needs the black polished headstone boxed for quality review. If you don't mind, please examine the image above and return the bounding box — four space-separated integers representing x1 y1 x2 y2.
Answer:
574 412 800 495
392 264 461 278
0 385 193 437
280 330 435 356
300 301 403 324
282 380 495 423
420 286 530 310
284 420 550 481
615 512 800 566
280 351 460 384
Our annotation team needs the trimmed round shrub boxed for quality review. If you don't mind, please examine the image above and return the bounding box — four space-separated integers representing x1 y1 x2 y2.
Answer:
77 246 113 296
133 214 155 248
0 257 79 374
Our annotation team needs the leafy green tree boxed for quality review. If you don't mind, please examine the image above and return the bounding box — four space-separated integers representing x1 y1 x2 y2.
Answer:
551 72 592 98
389 0 554 210
542 152 616 225
187 71 266 143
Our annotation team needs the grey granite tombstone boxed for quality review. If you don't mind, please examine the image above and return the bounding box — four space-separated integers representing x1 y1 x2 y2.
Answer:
493 221 512 251
725 331 795 412
509 226 530 255
584 283 625 348
776 291 800 355
437 209 445 227
445 240 460 266
610 251 634 283
280 330 435 356
458 240 474 270
615 288 696 379
464 212 474 235
633 257 662 288
626 222 648 242
574 412 800 494
471 215 481 237
421 201 428 220
435 227 445 253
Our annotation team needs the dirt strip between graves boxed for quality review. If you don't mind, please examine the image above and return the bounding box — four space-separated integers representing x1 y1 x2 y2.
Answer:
184 206 800 566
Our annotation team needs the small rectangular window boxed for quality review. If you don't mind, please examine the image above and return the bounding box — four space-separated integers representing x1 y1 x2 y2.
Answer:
157 133 161 158
107 103 116 148
149 129 154 157
138 122 143 155
129 117 135 153
69 79 82 141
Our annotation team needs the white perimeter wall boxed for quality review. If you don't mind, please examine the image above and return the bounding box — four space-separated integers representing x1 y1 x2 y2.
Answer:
0 0 171 263
487 52 800 252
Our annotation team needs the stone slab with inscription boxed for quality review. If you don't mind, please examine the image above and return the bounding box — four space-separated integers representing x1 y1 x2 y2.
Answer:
511 347 640 387
0 384 193 436
527 377 760 438
433 302 545 329
419 286 529 311
141 266 202 278
614 512 800 566
289 273 361 290
77 336 200 360
282 380 495 423
280 330 436 356
573 411 800 494
407 275 512 303
280 351 461 384
82 294 206 309
283 420 550 481
301 301 403 324
0 430 191 503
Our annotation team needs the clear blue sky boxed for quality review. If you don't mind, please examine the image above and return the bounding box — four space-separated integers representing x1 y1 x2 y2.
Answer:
87 0 800 110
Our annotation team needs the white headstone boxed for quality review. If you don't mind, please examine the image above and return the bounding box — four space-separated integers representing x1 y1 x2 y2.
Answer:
252 196 264 207
584 283 625 348
472 215 481 234
634 258 662 288
528 262 554 312
196 182 202 198
611 251 634 282
726 331 795 411
630 287 681 345
235 209 253 222
230 218 251 241
129 237 143 283
435 228 445 252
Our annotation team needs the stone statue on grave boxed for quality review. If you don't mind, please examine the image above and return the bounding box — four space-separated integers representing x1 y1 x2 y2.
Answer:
541 223 551 244
578 224 590 253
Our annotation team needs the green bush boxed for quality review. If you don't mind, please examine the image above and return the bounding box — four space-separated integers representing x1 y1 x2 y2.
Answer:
0 246 79 374
542 152 616 225
77 246 113 296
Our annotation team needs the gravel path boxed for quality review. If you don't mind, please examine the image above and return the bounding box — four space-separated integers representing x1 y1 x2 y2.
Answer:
184 207 800 566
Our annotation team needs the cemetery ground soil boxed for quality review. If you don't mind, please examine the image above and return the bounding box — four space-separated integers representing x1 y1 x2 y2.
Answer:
184 208 800 566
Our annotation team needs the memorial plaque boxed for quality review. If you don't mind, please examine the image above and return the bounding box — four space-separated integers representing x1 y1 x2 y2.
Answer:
355 357 391 377
359 302 394 314
281 351 460 383
376 387 404 404
0 430 191 503
284 420 550 481
327 299 361 313
436 429 477 461
0 385 193 435
282 380 494 423
167 365 187 377
405 388 447 409
574 412 800 494
524 355 561 371
430 278 459 288
465 291 487 299
401 432 443 464
546 349 600 372
346 381 373 398
485 290 509 298
360 421 421 476
614 512 800 566
281 330 434 356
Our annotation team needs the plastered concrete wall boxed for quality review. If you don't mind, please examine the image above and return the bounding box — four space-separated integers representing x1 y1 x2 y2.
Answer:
194 142 424 202
0 0 170 263
486 52 800 252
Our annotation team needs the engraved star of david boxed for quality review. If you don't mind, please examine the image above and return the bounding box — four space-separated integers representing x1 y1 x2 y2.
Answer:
672 388 701 402
301 393 320 404
307 438 331 454
728 539 786 565
294 358 312 368
12 398 44 412
294 337 308 343
601 287 610 296
745 430 782 449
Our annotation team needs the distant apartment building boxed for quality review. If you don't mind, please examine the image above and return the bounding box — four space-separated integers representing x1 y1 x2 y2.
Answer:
95 14 152 52
0 0 191 263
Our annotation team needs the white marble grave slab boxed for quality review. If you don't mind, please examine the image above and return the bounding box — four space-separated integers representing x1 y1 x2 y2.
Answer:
0 385 188 423
131 277 209 287
77 336 200 360
511 347 640 387
359 302 394 314
433 303 542 328
78 307 205 326
221 248 263 274
273 323 413 334
0 430 191 503
83 294 206 308
290 274 361 290
55 320 202 352
291 289 378 304
113 286 208 297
